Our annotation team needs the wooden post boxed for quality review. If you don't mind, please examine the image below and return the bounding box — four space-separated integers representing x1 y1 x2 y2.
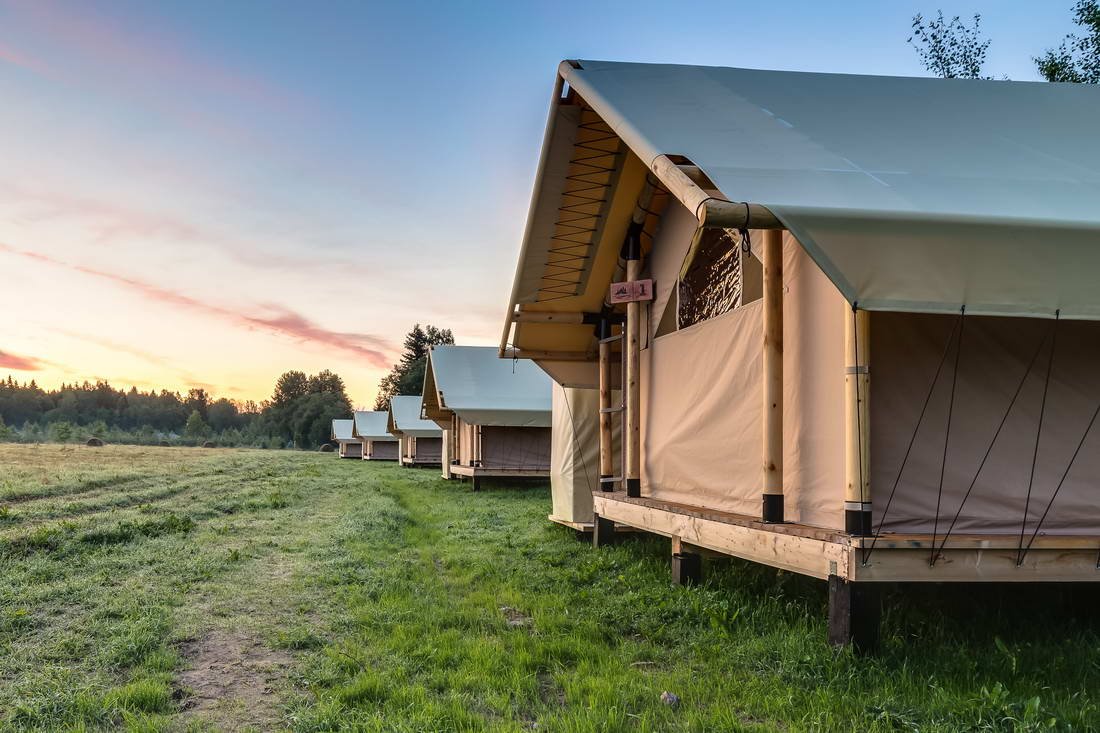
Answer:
624 224 642 498
827 575 880 653
762 229 784 523
592 513 616 548
598 317 614 490
671 551 702 586
845 308 872 536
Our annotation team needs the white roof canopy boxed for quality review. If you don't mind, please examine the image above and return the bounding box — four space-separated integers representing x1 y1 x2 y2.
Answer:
388 395 443 438
548 60 1100 319
331 418 354 442
426 345 552 427
352 410 397 442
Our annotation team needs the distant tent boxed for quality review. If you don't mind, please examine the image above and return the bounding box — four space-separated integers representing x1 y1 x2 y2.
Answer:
352 410 399 461
330 418 362 459
387 395 443 468
422 345 552 490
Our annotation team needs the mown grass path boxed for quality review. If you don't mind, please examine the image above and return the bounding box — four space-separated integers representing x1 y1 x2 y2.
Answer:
2 444 1099 731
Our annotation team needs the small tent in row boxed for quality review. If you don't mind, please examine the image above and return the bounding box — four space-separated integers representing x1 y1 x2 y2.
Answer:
500 59 1100 648
330 418 362 459
388 395 444 467
352 410 399 461
422 345 552 490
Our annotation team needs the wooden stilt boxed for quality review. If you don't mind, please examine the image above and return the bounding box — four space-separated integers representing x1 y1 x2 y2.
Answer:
672 551 702 586
593 513 616 548
598 317 614 490
625 226 642 499
827 575 880 652
762 229 784 523
845 308 872 535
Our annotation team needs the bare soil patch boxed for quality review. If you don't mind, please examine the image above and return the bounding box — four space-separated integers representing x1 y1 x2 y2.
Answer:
177 630 292 731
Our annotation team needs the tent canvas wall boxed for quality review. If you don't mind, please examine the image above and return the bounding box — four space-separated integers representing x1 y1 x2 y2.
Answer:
500 60 1100 648
550 383 622 527
388 395 444 467
352 410 399 461
330 418 362 459
422 345 553 490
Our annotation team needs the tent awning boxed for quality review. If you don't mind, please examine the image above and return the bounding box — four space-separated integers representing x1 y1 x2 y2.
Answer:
388 395 443 438
331 418 355 442
424 345 552 427
352 410 397 442
504 60 1100 329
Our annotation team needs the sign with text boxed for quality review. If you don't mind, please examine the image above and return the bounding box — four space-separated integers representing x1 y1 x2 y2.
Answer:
609 279 654 304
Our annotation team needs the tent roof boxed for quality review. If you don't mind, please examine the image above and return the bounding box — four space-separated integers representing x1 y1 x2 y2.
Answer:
423 345 552 427
505 60 1100 331
352 410 396 442
388 395 443 438
331 418 354 442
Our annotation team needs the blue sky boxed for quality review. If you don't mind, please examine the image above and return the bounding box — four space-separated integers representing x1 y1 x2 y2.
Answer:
0 0 1079 404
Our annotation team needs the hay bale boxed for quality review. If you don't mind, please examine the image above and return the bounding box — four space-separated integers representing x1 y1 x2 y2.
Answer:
319 443 335 453
201 441 217 448
85 437 104 447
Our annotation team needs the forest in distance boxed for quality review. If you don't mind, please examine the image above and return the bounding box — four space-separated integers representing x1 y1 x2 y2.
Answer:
0 324 452 450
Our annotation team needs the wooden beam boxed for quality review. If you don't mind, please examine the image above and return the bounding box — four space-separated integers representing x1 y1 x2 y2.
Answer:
649 155 784 230
624 253 642 498
593 494 850 580
845 308 872 535
511 311 590 324
762 229 784 523
507 349 595 362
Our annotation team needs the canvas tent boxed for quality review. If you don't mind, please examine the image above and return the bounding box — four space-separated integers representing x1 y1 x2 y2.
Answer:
422 345 553 490
330 418 362 459
388 395 444 467
500 59 1100 648
352 410 399 461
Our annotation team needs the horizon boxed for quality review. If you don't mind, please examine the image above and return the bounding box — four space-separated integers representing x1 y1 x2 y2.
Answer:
0 0 1076 406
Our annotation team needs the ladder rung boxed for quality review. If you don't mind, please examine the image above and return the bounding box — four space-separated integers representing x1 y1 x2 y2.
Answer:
599 406 624 414
599 476 622 483
599 334 624 344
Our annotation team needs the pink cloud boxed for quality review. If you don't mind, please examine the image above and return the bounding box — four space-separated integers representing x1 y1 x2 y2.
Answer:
0 242 394 368
0 349 43 371
0 183 363 274
0 41 50 75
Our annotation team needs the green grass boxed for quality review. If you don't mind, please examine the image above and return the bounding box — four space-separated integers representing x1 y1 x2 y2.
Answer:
1 444 1099 731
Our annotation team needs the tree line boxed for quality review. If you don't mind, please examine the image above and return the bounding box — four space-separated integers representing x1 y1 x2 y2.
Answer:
0 370 352 450
909 1 1099 82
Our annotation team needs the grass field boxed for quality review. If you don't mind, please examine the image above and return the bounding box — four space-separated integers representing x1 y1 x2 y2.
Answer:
1 444 1099 732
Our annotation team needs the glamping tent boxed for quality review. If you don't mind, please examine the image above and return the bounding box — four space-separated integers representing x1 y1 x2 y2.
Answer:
330 418 362 459
422 345 552 490
351 410 399 461
388 395 444 467
500 60 1100 648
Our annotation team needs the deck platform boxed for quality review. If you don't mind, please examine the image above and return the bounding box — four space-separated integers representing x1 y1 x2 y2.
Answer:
593 492 1100 583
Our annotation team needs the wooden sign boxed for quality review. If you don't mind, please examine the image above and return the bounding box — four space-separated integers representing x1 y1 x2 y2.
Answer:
609 279 654 304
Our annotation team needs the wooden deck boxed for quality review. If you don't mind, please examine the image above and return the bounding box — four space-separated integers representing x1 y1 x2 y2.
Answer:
593 492 1100 583
400 457 442 468
450 465 550 479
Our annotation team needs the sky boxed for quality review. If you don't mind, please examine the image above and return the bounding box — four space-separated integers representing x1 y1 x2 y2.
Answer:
0 0 1080 407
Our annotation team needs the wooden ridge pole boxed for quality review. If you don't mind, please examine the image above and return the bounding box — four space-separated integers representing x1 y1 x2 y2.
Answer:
598 317 614 489
845 307 872 535
762 229 784 523
624 224 642 498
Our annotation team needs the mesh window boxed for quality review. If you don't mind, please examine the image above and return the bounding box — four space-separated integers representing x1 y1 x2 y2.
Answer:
679 229 743 329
